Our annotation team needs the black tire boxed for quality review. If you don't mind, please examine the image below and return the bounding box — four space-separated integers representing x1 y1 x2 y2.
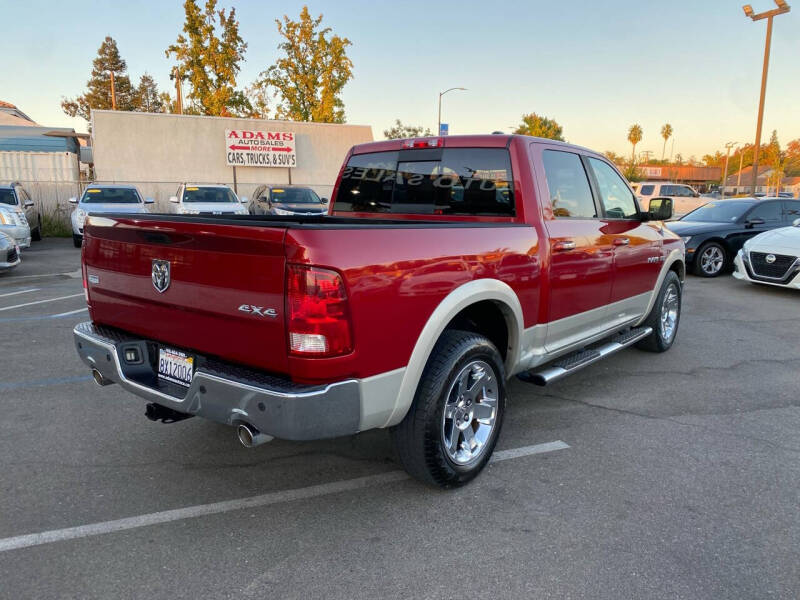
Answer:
391 329 506 488
31 218 42 241
72 234 82 248
693 241 727 277
636 270 682 353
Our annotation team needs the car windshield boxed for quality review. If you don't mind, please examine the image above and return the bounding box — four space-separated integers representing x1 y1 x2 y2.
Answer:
270 188 319 204
0 190 18 206
183 186 237 203
82 188 140 204
680 200 755 223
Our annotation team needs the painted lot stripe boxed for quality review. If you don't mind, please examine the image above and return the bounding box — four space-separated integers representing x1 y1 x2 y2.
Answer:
0 375 93 392
0 440 569 553
51 307 88 318
0 293 84 312
0 288 39 298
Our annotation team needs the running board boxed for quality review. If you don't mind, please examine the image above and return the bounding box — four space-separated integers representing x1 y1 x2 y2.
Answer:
517 327 653 386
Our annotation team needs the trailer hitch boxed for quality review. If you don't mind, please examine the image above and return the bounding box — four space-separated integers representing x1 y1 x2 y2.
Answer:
145 403 194 424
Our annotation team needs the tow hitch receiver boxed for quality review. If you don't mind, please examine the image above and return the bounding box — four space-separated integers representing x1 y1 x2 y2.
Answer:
145 403 194 424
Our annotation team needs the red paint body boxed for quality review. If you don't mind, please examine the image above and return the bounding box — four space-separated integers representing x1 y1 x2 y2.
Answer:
82 135 681 384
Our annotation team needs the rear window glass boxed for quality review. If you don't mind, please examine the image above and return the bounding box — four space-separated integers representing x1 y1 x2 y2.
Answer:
0 189 18 206
639 184 655 195
81 188 141 204
183 187 237 203
334 148 515 216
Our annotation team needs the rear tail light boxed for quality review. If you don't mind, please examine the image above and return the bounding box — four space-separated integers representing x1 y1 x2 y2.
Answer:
402 138 443 148
286 264 353 357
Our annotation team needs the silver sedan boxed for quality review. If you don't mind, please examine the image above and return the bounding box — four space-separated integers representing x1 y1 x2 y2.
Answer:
0 231 21 271
0 204 31 249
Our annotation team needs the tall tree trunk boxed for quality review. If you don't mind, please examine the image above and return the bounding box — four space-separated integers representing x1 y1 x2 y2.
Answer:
662 139 667 162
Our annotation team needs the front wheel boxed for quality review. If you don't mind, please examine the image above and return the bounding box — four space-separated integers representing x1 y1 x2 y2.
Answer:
72 234 82 248
31 217 42 241
694 242 727 277
391 330 506 488
636 270 682 352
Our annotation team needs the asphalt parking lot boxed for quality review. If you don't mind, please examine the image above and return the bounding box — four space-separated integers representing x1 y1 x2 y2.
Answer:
1 241 798 599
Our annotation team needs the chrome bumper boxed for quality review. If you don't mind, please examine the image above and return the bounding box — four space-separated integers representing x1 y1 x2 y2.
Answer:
73 322 362 440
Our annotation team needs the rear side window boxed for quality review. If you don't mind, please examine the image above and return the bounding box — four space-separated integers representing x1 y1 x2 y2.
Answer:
783 201 800 221
639 184 655 196
334 148 514 216
541 150 596 218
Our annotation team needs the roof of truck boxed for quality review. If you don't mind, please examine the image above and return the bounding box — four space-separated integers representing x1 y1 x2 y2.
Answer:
351 134 595 156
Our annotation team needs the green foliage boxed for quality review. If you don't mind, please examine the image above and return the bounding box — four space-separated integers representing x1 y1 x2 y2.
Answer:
133 74 165 113
41 212 72 238
627 123 643 166
660 123 673 160
61 36 134 121
514 113 564 141
255 6 353 123
383 119 432 139
622 164 643 182
166 0 250 116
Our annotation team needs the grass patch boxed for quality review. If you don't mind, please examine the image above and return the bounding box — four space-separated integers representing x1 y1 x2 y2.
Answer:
41 212 72 238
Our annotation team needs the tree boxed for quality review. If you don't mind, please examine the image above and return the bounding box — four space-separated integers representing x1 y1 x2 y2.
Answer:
514 113 564 141
133 74 165 113
603 150 625 165
255 6 353 123
166 0 250 116
245 83 270 119
785 139 800 176
383 119 432 139
660 123 673 161
61 36 134 121
627 124 643 166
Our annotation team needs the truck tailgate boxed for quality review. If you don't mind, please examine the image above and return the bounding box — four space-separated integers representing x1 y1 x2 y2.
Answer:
83 216 289 374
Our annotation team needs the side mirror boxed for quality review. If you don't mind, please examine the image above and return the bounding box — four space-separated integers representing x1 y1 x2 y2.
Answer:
259 196 269 203
321 197 329 204
144 198 155 204
68 197 78 205
646 197 673 221
745 217 765 228
240 196 248 203
693 191 700 197
24 201 34 208
169 196 179 203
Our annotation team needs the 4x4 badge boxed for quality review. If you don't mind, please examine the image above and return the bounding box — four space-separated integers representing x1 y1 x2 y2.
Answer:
152 259 171 293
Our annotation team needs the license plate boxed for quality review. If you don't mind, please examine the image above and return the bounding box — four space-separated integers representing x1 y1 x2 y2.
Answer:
158 347 194 386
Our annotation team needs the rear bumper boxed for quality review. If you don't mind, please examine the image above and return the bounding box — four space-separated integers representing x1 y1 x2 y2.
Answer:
73 322 365 440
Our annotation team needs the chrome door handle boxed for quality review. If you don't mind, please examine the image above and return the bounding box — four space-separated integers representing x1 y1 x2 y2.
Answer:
613 237 630 246
553 240 576 252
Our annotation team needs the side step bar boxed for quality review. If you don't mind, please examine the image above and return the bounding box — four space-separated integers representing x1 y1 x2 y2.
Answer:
517 326 653 387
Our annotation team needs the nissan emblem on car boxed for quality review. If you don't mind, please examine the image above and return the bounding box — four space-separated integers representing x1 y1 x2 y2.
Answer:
152 259 171 293
765 254 776 264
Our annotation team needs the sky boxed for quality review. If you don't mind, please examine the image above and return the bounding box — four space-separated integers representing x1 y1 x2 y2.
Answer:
1 0 799 159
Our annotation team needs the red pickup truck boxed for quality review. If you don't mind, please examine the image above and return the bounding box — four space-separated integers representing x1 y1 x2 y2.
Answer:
74 135 684 487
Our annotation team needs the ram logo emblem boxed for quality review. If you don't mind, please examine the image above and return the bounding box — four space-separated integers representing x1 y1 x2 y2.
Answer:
152 259 171 293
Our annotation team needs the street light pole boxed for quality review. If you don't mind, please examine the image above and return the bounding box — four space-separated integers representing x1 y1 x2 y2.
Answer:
737 150 745 190
721 142 737 197
742 1 791 195
437 87 467 135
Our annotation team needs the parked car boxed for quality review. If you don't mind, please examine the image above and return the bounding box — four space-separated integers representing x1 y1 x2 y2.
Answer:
74 134 685 487
777 192 795 199
636 181 708 216
169 184 248 215
248 185 329 216
0 204 31 249
733 217 800 289
0 182 41 242
665 197 800 277
69 184 154 248
0 231 21 272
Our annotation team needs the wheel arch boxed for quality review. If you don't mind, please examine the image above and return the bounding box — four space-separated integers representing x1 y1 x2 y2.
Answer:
383 279 524 428
636 248 685 327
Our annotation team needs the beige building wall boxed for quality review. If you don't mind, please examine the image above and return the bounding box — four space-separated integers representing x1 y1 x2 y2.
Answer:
91 110 373 211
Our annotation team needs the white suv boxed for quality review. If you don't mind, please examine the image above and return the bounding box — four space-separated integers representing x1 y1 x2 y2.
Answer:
635 182 708 217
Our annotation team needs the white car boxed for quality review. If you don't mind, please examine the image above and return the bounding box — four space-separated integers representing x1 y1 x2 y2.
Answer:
733 218 800 289
70 184 154 248
169 184 248 215
0 230 21 271
636 182 709 217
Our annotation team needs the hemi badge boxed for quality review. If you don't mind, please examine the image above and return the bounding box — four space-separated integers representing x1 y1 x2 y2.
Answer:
88 274 99 284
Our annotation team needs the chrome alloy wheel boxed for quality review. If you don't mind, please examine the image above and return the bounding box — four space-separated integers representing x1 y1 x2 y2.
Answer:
441 360 498 465
700 245 724 275
659 283 680 343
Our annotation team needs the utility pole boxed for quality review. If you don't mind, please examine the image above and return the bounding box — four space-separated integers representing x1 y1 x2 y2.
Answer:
721 142 737 197
737 149 746 190
109 71 117 110
742 1 791 195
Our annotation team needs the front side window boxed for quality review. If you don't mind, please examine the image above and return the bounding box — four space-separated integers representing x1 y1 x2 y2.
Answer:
541 150 596 218
747 201 782 223
82 187 141 204
589 158 638 219
334 148 514 216
0 189 17 206
182 186 237 203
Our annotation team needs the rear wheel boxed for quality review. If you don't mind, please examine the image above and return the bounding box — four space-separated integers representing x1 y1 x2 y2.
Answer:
694 242 727 277
636 270 682 352
72 234 82 248
391 330 506 488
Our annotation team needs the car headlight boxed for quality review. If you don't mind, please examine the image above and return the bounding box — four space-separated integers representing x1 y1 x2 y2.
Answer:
0 212 11 225
236 207 248 215
680 236 692 245
77 209 87 227
272 207 293 215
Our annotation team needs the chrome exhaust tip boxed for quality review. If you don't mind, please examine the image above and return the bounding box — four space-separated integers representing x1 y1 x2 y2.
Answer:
91 368 114 387
237 423 273 448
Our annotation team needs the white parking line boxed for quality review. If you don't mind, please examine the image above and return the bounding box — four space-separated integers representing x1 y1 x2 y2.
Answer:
50 307 88 318
0 288 39 298
0 440 569 553
0 293 84 313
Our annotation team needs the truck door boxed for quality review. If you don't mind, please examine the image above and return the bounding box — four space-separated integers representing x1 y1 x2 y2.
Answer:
537 147 614 351
585 157 662 324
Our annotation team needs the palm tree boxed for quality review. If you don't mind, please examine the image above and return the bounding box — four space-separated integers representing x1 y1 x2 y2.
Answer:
660 123 673 161
628 124 643 166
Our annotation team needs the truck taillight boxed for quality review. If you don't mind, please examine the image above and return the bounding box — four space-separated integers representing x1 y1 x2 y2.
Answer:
286 264 352 357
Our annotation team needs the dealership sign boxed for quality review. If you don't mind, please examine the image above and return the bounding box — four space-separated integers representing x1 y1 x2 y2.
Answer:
225 130 297 168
